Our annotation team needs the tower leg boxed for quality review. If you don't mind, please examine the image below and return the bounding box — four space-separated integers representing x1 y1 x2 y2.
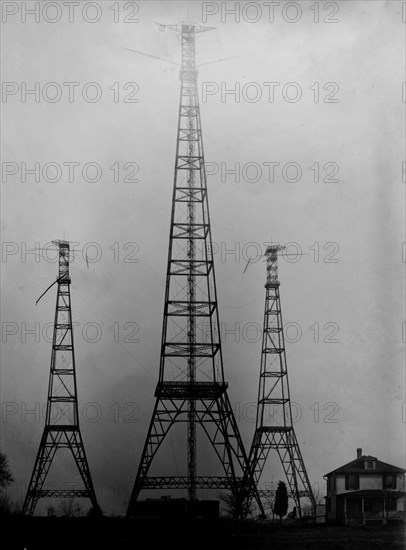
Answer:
23 428 99 515
127 392 264 517
127 399 183 507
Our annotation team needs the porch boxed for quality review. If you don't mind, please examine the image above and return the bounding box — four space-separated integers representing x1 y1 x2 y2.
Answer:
338 490 405 526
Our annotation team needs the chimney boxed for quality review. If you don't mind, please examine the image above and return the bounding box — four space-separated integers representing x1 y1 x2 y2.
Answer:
357 448 362 459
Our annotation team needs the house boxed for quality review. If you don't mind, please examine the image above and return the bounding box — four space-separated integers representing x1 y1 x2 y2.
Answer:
324 448 406 525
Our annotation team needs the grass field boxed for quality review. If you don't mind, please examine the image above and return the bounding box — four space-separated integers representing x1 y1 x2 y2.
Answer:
3 516 405 549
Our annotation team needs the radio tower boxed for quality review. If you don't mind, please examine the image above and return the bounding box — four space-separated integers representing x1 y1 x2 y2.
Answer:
127 22 263 517
22 240 99 515
245 244 315 517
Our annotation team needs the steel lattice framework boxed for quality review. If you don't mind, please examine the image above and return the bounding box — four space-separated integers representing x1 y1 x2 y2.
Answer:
22 240 99 515
127 22 263 517
244 245 315 517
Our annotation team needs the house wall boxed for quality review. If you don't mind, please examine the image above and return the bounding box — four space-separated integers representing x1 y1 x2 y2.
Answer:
359 475 381 490
396 475 405 492
334 473 405 494
325 495 337 522
330 495 337 519
336 475 345 493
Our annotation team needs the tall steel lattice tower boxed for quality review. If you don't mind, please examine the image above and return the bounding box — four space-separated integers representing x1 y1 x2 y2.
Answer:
127 22 263 517
22 240 99 515
246 244 315 517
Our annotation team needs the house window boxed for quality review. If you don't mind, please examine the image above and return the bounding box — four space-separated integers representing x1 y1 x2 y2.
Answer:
383 474 397 489
345 474 359 490
385 495 397 511
329 476 336 492
365 461 375 470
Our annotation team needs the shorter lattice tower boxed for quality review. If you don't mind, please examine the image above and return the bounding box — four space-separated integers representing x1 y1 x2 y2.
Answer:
22 240 99 515
245 244 315 517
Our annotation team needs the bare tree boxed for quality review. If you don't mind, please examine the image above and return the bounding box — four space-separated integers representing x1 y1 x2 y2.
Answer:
302 484 323 517
262 490 276 520
0 450 13 490
218 491 254 518
0 492 15 515
47 506 56 517
0 450 15 515
58 498 83 517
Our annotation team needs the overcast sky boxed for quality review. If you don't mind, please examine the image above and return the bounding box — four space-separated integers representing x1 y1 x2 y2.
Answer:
1 0 405 515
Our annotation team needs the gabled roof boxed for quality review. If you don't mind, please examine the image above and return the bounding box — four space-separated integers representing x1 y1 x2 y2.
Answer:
325 456 406 477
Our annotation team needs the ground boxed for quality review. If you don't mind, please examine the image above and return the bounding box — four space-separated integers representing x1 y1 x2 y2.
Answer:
3 517 405 549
